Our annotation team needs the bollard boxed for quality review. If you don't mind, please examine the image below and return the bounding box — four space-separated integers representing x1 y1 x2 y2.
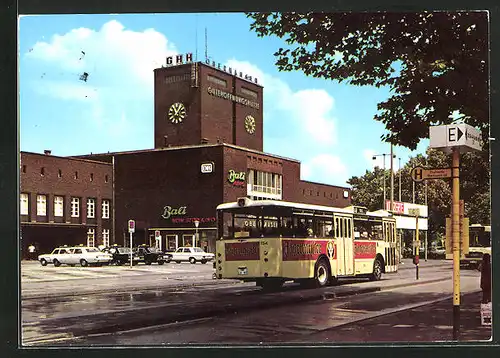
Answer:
413 255 420 280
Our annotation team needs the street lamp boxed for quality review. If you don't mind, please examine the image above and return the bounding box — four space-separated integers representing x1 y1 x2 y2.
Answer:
194 220 200 247
372 152 396 210
398 157 402 202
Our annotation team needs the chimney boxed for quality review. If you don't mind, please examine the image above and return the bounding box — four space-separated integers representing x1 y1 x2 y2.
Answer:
44 150 51 155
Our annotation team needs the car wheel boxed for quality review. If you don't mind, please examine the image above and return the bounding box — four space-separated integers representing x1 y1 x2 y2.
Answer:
145 260 152 265
189 257 196 264
370 258 383 281
158 261 164 265
165 258 171 263
40 258 48 266
80 259 89 267
201 260 207 264
314 258 330 287
175 261 181 264
53 259 61 267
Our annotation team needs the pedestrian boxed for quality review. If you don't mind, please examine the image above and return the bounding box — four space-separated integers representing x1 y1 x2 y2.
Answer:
480 253 491 304
28 244 36 260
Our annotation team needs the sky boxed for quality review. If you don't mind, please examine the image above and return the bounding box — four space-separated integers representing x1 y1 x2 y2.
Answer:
18 13 429 187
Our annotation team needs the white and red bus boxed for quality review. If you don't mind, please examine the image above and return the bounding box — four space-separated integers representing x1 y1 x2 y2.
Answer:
215 198 398 290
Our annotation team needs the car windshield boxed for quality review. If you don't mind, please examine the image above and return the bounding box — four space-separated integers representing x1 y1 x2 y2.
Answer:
194 248 204 252
86 247 99 252
117 248 131 254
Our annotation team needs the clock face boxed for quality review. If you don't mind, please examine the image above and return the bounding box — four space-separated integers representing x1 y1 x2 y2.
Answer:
168 102 186 124
244 115 256 134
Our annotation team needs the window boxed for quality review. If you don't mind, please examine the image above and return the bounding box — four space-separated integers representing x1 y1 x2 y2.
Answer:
20 193 29 215
54 196 64 217
207 74 227 87
22 165 26 173
102 199 110 219
71 197 80 217
247 169 282 200
36 195 46 216
105 175 109 183
87 198 95 218
102 229 110 247
58 169 62 178
40 167 45 176
74 171 78 179
90 173 94 182
87 228 95 247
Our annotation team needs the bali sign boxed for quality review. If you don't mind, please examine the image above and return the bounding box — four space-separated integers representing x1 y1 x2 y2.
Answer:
228 170 246 187
161 205 187 219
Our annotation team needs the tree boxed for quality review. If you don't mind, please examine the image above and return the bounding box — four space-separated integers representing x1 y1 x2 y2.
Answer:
246 12 489 150
347 148 490 244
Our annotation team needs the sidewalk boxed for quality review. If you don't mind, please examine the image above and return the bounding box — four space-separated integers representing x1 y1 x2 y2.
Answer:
300 291 492 343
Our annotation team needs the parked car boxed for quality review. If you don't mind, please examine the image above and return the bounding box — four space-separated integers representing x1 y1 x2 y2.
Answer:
134 245 172 265
39 246 113 267
170 246 215 264
38 246 72 266
102 246 140 265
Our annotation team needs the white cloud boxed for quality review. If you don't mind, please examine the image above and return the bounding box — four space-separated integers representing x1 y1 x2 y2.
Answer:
226 59 337 146
301 154 349 186
23 20 177 144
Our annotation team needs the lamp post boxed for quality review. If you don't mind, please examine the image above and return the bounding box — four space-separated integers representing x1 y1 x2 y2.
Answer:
373 152 396 210
194 220 200 247
398 157 402 202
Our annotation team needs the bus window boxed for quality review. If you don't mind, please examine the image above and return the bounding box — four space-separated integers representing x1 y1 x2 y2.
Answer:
335 217 340 238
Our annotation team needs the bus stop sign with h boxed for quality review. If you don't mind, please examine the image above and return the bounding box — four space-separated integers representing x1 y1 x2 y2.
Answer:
429 123 483 341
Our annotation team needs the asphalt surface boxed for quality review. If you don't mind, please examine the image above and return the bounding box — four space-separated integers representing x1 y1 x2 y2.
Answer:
22 259 488 346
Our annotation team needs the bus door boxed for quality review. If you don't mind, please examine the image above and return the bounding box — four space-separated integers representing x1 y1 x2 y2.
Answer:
383 220 398 273
334 215 354 276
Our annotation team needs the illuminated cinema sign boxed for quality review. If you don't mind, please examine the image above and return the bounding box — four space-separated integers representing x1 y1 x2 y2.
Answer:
228 170 246 187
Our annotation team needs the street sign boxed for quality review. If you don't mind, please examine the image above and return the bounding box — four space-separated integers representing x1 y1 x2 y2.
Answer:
128 220 135 233
429 124 483 153
411 166 452 182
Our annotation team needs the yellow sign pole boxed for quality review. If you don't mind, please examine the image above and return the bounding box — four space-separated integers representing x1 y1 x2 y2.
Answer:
452 147 460 340
415 214 419 280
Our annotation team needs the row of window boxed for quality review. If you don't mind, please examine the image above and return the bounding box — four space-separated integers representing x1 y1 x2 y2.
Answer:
21 194 110 219
21 165 109 183
247 169 282 196
87 228 110 247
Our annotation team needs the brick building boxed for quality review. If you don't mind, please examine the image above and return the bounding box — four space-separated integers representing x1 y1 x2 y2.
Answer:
19 151 113 256
21 56 351 255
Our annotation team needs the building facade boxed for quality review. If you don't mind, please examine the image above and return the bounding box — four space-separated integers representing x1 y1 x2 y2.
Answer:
19 151 113 257
20 56 351 255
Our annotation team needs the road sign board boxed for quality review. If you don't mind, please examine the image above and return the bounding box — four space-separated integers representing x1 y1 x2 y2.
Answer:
411 166 452 182
429 124 483 153
128 219 135 233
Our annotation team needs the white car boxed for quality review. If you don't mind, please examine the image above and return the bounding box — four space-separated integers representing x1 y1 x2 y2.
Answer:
38 247 72 266
39 246 113 267
170 247 215 264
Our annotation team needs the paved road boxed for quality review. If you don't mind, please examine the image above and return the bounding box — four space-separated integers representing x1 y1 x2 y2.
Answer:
22 260 478 346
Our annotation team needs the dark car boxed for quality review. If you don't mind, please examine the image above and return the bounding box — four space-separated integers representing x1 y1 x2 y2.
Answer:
134 245 172 265
102 246 140 265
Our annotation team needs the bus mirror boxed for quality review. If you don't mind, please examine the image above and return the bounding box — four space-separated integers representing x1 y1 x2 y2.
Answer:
237 197 247 207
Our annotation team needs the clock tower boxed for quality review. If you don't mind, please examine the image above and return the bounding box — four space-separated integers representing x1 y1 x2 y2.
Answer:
154 58 264 151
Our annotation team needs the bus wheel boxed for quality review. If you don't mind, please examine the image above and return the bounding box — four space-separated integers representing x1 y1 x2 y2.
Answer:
315 258 330 287
370 258 383 281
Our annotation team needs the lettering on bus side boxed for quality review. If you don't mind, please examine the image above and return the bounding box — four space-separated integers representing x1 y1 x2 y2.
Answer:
225 242 260 261
282 240 332 261
354 241 376 259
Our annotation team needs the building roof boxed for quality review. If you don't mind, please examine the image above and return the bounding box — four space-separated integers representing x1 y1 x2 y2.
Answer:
21 151 112 166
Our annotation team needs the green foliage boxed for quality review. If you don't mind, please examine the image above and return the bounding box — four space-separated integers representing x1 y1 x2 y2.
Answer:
246 12 489 150
346 149 490 241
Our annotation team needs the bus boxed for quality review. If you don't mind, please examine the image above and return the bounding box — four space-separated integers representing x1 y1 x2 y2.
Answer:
214 198 398 290
461 224 491 270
